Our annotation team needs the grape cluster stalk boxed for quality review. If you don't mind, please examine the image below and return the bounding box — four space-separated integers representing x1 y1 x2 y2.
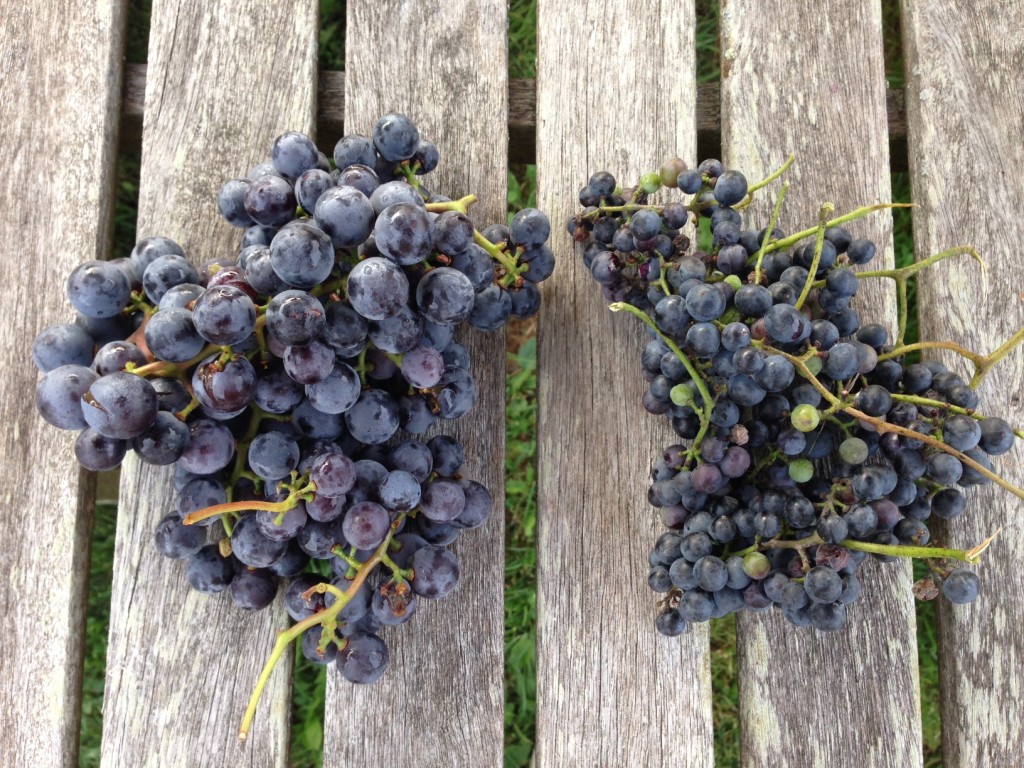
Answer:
568 156 1024 636
32 113 554 738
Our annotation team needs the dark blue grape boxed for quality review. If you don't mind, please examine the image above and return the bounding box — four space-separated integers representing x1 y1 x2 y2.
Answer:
132 411 190 465
36 365 99 430
67 260 131 319
942 569 980 603
32 323 95 373
266 290 326 346
191 285 256 346
347 257 410 321
271 131 318 179
244 174 296 227
269 222 336 288
375 203 435 265
337 632 389 684
509 208 551 247
334 133 377 170
81 372 157 439
372 113 420 162
154 514 206 559
230 568 278 611
74 428 127 471
344 389 400 444
186 545 234 594
314 185 375 248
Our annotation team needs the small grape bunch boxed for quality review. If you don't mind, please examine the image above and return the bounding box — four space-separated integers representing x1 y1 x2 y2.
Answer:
32 112 554 739
568 155 1022 636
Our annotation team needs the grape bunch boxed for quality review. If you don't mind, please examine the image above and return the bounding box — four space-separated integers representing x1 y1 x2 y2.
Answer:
33 113 553 707
568 156 1022 635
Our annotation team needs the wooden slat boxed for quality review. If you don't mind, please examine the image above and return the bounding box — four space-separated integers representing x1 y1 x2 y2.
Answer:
323 2 508 766
119 63 913 169
100 2 317 765
0 2 125 764
535 2 714 766
719 2 924 765
901 1 1024 764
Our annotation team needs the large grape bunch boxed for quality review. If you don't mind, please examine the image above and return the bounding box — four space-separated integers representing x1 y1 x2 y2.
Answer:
32 113 553 727
567 156 1023 636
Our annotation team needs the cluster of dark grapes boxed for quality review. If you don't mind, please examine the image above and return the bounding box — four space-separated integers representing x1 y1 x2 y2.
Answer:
33 113 552 684
568 157 1017 634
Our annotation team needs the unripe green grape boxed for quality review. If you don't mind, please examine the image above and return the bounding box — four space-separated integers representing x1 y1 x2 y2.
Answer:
791 403 821 432
659 157 686 188
670 383 694 407
724 274 742 290
742 551 771 579
838 437 869 465
640 172 662 194
805 356 823 376
788 458 814 483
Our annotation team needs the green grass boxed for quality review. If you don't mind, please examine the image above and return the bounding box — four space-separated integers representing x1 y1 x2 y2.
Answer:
78 505 117 766
82 3 943 768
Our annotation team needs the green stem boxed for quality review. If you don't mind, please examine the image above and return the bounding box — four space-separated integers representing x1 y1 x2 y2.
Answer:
895 275 909 348
972 325 1024 388
856 245 986 282
238 519 400 741
753 183 789 283
889 394 1024 438
878 340 984 364
473 229 522 278
763 203 913 254
331 545 363 572
380 550 413 580
129 343 219 378
608 302 714 445
579 203 663 220
657 256 672 298
424 194 477 214
175 394 202 421
745 155 795 198
761 343 1024 501
795 203 834 310
841 539 979 564
183 497 298 525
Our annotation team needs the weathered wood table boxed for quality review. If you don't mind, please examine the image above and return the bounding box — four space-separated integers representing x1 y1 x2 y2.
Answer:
1 1 1020 766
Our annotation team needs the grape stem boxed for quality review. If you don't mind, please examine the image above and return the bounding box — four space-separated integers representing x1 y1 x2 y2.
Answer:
129 344 219 378
579 203 663 220
424 194 477 214
471 230 524 281
752 183 789 283
238 518 403 741
740 154 795 203
758 343 1024 501
734 530 996 564
657 256 672 298
857 245 985 347
762 203 913 255
423 194 524 279
608 302 714 459
878 324 1024 388
889 393 1024 439
794 202 834 310
182 497 296 525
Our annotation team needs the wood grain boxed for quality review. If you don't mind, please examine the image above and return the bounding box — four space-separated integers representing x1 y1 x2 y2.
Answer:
534 2 714 766
719 1 924 765
322 2 508 766
99 2 317 766
902 1 1024 764
0 2 125 764
119 63 912 169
